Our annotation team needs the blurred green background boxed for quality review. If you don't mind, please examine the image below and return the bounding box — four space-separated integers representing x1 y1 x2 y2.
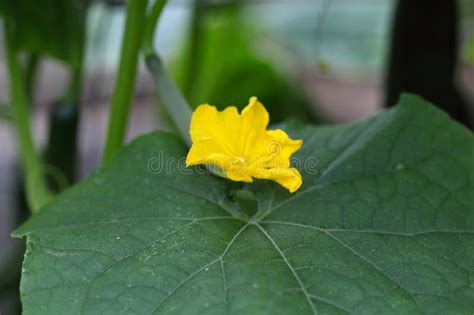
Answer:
1 0 474 313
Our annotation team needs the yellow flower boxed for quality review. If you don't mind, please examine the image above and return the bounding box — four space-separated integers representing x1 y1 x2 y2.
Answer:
186 97 303 193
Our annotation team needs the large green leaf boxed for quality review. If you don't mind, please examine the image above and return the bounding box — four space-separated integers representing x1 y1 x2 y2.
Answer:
14 94 474 314
0 0 88 67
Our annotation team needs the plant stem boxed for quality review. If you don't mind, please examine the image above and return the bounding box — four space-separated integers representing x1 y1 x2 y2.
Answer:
24 53 40 101
183 0 206 98
66 1 88 103
4 22 50 211
144 1 225 180
102 0 149 164
143 0 168 56
143 0 192 145
145 53 192 145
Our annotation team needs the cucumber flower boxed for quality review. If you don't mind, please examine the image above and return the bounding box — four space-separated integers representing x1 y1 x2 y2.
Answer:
185 97 303 193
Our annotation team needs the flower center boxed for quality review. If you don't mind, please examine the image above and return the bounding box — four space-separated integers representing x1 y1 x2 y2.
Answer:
233 156 247 164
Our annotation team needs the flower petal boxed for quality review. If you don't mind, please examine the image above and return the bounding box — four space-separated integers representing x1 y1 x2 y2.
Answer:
265 129 303 168
186 140 230 167
241 97 269 128
252 167 302 193
225 166 254 183
239 97 270 156
186 98 304 192
189 104 241 156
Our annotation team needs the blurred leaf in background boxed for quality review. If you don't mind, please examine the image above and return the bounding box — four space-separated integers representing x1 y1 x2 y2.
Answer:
171 2 317 123
460 0 474 65
0 0 88 68
0 1 90 311
460 0 474 17
468 39 474 64
1 0 91 192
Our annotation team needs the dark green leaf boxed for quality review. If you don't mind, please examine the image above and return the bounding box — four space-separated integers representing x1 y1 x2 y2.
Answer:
15 94 474 314
0 0 88 67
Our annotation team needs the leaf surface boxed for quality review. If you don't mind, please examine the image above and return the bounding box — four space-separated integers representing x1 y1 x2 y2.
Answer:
15 94 474 314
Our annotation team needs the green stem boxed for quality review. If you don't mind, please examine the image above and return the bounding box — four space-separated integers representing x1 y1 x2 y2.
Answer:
143 0 168 56
145 53 192 145
143 0 191 145
102 0 149 164
66 67 82 102
183 0 206 98
66 2 88 102
24 53 40 101
144 1 224 179
4 22 50 211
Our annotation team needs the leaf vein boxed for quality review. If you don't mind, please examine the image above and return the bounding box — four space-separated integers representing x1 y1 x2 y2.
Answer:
253 222 318 315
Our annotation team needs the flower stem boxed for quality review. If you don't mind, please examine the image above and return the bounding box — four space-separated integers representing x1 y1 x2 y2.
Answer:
145 53 192 145
143 0 168 57
102 0 149 164
143 1 227 181
144 0 192 145
4 22 50 211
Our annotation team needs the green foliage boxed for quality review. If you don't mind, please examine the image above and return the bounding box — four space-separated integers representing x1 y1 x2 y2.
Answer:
465 36 474 65
460 0 474 18
0 0 88 67
172 6 315 123
14 94 474 314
